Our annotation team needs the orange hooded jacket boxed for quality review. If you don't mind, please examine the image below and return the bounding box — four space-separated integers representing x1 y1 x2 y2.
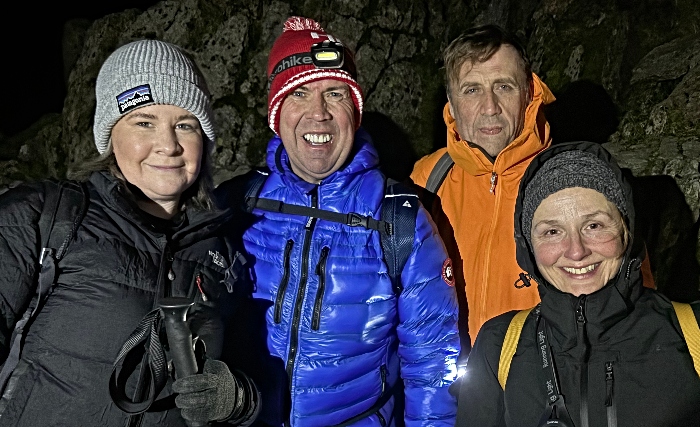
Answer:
411 74 554 344
411 74 655 346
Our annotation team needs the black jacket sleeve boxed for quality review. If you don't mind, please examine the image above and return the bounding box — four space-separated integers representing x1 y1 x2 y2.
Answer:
455 312 517 427
0 183 45 361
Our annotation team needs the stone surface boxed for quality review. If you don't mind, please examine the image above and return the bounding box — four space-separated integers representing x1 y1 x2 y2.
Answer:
1 0 699 291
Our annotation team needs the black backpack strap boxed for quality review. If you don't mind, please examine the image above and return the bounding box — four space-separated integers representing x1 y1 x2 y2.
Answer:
246 170 393 234
425 151 454 193
254 198 392 234
0 180 87 394
243 168 270 213
381 179 419 295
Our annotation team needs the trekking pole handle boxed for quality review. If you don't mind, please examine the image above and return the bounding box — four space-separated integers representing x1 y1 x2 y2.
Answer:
159 297 207 427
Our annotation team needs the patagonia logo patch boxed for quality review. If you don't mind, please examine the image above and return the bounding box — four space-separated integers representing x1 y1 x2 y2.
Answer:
117 84 154 114
442 258 455 287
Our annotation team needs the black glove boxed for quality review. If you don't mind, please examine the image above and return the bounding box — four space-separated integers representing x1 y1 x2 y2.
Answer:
173 359 260 425
173 359 237 423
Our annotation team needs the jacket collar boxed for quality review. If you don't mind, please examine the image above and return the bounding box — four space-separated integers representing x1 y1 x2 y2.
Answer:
445 73 555 176
88 171 230 247
265 126 379 192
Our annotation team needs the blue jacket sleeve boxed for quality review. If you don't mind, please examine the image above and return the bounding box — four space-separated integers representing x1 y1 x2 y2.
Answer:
397 204 460 426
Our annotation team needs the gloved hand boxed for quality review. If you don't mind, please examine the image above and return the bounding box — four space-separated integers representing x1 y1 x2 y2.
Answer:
173 359 237 423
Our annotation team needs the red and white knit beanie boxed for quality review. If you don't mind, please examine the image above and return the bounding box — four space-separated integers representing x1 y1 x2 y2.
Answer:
267 16 364 135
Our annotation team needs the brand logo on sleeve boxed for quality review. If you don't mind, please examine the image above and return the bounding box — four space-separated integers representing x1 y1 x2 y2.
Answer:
116 84 154 114
442 258 455 286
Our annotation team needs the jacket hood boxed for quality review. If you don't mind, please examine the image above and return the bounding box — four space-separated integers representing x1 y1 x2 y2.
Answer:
513 141 646 347
265 126 379 192
445 73 556 175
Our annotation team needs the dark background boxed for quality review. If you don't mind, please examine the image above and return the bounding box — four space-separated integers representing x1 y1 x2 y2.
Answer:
0 2 158 139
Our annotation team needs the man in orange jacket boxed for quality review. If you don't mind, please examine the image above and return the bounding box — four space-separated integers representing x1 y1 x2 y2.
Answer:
411 25 654 354
411 25 554 352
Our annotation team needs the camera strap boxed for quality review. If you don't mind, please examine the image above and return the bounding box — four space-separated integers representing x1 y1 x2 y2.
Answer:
536 307 576 427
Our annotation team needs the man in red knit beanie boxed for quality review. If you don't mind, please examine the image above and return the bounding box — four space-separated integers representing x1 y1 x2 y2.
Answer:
216 16 459 427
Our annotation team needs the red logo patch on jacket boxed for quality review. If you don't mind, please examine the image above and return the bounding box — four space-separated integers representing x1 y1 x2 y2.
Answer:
442 258 455 286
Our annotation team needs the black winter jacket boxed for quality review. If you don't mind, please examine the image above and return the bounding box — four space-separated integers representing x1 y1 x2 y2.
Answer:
456 142 700 427
0 172 244 427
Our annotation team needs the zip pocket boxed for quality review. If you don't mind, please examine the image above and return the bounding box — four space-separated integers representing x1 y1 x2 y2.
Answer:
605 361 617 427
311 247 330 330
329 365 391 427
274 240 295 323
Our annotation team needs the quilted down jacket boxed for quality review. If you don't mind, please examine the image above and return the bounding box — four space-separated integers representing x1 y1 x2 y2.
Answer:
217 128 460 427
0 171 247 427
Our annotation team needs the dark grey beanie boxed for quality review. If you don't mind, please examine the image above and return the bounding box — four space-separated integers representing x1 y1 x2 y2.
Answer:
93 39 215 154
521 150 627 247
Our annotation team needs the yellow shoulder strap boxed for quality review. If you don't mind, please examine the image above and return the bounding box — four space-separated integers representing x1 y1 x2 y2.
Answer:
498 307 533 390
671 301 700 378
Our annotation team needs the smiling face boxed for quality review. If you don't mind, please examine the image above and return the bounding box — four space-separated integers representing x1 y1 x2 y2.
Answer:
278 79 356 183
111 104 204 215
530 187 627 296
448 44 531 157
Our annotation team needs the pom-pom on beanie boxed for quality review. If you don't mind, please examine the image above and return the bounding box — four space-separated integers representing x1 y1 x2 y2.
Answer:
93 39 215 154
266 16 364 135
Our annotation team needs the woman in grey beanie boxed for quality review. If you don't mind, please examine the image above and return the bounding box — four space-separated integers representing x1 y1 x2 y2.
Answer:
455 141 700 427
0 39 258 426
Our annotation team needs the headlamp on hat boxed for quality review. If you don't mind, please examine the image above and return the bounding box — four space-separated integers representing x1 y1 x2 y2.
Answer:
266 16 364 135
310 40 345 69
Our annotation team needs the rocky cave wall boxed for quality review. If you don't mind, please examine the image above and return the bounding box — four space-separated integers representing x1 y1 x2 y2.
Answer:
2 0 699 296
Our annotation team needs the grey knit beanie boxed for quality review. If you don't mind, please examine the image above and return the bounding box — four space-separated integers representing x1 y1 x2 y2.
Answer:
521 150 627 247
93 39 215 154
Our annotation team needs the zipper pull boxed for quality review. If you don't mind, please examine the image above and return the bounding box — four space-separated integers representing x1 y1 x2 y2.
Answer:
489 172 498 194
196 274 207 302
168 269 175 281
605 361 614 406
576 297 587 324
194 273 209 301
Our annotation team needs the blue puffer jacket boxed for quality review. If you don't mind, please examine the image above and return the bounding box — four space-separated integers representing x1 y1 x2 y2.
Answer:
219 128 459 426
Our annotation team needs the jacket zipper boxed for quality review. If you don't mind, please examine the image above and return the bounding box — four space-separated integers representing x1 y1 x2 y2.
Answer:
161 244 174 298
311 247 330 330
605 361 617 427
274 239 295 323
285 187 318 397
129 240 170 427
377 366 387 426
479 170 501 327
577 296 590 427
489 171 498 194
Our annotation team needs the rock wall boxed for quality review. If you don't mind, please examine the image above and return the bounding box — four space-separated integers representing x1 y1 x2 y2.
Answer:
2 0 699 294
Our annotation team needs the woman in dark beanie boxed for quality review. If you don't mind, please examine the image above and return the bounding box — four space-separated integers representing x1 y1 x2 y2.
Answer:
455 141 700 427
0 39 258 426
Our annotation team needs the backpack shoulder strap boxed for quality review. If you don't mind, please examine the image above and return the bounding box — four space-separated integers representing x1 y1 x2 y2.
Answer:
0 179 87 394
247 171 393 234
425 151 454 194
381 179 419 296
671 301 700 378
498 307 534 390
243 168 270 213
40 180 88 260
